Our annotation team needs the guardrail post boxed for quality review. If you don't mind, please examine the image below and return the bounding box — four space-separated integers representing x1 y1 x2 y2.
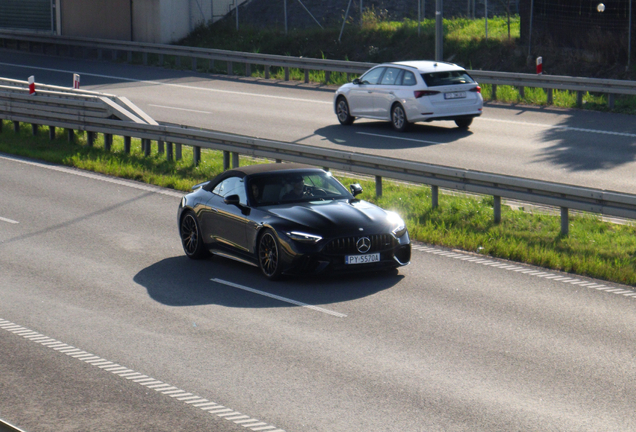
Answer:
245 63 251 77
175 56 181 68
227 61 233 75
176 143 182 160
98 49 102 60
265 65 270 79
223 151 230 170
232 152 239 168
193 146 201 166
127 51 132 63
494 195 501 224
159 54 164 66
375 176 383 197
491 84 498 100
284 67 290 81
546 88 553 104
431 185 439 209
13 121 19 133
276 159 282 163
608 94 615 109
66 129 74 143
166 142 173 161
124 136 131 154
104 134 113 152
31 124 38 136
518 86 525 99
192 58 197 71
143 139 151 156
325 71 331 84
112 49 118 61
576 91 583 107
305 70 310 83
48 126 55 140
158 140 165 154
87 132 95 147
561 207 569 236
143 52 148 65
0 120 3 133
207 58 214 72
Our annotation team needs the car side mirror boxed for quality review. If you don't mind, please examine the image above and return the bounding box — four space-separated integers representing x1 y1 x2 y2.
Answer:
349 184 363 197
224 194 241 205
352 78 361 85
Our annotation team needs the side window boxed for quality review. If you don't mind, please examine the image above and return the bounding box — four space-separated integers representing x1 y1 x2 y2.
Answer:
380 68 400 85
213 177 247 205
402 71 416 86
360 67 385 85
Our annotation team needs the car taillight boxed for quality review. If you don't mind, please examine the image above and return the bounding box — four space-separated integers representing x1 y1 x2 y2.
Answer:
470 86 481 93
414 90 440 98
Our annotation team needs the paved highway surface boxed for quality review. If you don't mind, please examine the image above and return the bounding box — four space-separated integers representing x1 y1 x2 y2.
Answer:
1 154 636 431
1 49 636 431
1 50 636 193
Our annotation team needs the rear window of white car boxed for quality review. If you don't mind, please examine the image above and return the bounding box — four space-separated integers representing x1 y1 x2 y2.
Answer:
422 71 475 87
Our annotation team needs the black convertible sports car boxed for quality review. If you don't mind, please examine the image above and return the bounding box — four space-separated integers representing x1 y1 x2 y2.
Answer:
177 163 411 279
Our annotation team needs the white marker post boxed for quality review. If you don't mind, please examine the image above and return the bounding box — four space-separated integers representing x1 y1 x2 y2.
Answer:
28 75 35 94
73 73 80 89
536 56 543 74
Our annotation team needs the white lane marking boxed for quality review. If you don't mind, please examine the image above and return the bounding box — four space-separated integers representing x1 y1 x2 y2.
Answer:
412 244 635 299
0 216 19 224
212 278 347 318
148 104 212 114
0 154 183 198
357 132 442 145
0 61 331 105
0 318 286 432
481 117 636 138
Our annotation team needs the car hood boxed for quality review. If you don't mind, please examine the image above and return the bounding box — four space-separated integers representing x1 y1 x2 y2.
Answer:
267 199 392 233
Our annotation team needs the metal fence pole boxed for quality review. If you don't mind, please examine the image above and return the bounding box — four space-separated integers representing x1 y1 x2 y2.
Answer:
375 175 382 197
629 0 633 70
431 185 439 208
527 0 535 63
435 0 443 61
284 0 288 35
339 0 353 42
561 207 569 236
485 0 488 40
494 195 501 224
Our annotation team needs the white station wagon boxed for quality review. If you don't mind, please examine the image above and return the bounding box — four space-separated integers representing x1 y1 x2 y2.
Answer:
334 61 483 132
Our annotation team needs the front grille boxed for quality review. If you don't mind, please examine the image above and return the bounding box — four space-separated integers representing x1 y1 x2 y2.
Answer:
324 234 396 255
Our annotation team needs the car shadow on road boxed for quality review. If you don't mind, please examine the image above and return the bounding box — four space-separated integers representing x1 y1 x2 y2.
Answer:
312 121 473 150
484 103 636 173
134 255 404 309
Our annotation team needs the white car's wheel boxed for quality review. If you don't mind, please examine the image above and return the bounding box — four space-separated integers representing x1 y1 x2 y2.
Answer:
391 104 409 132
336 97 355 125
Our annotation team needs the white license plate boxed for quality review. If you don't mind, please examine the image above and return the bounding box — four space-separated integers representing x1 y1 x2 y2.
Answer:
345 253 380 265
444 91 466 99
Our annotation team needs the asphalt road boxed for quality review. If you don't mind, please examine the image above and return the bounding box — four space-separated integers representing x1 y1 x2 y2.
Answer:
1 153 636 431
1 49 636 193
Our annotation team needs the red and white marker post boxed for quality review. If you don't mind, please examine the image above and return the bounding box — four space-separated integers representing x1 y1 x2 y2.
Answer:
536 57 543 75
28 75 35 94
73 73 80 89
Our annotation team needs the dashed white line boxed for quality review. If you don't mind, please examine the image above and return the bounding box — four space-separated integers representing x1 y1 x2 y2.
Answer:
0 216 19 224
0 318 285 432
149 104 212 114
356 132 442 145
212 278 347 318
412 244 634 299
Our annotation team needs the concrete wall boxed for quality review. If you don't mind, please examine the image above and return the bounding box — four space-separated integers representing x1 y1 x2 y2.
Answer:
58 0 243 43
60 0 131 40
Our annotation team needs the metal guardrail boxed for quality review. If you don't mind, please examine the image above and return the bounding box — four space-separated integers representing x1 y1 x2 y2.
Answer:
1 30 636 108
2 87 636 235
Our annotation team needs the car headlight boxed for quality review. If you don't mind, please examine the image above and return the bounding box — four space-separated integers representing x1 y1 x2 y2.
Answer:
387 211 407 237
286 231 323 243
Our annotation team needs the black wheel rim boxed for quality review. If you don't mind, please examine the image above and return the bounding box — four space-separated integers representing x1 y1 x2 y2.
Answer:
337 100 349 122
392 106 405 129
181 214 198 255
259 233 278 276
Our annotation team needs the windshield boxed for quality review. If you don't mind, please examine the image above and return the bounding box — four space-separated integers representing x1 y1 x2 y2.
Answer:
249 171 352 206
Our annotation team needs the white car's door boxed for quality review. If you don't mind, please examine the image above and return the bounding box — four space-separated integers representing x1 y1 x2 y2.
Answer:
347 67 385 116
373 67 403 118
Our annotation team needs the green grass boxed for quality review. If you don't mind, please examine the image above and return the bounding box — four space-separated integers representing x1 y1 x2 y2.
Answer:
3 120 636 286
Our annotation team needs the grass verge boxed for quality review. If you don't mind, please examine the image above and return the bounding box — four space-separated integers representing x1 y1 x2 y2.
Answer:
2 120 635 286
